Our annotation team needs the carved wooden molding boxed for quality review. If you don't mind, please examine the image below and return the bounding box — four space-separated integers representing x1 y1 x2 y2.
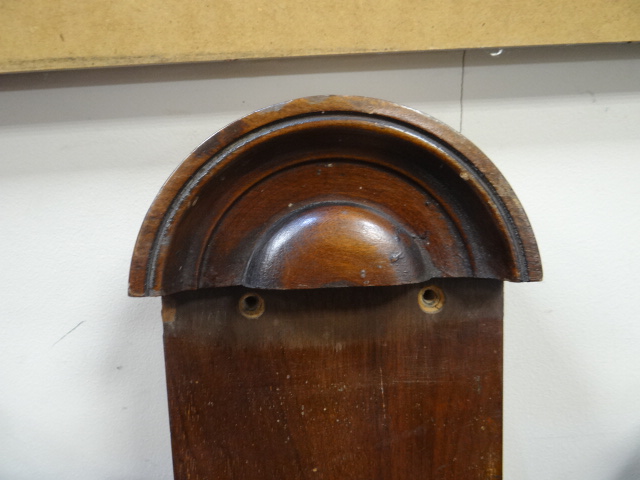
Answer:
129 96 541 297
129 97 542 479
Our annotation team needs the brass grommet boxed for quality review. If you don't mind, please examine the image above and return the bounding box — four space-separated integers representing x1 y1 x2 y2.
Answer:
418 285 445 313
239 293 265 319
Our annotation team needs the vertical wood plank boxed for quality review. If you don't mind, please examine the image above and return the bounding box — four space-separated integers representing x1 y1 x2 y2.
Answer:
164 279 503 479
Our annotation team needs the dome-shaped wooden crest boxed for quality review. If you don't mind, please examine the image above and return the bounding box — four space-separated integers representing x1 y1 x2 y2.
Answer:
129 96 541 296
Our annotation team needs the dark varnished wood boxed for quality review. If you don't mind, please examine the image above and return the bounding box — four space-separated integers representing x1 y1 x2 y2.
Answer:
163 279 503 479
129 97 541 479
129 96 542 296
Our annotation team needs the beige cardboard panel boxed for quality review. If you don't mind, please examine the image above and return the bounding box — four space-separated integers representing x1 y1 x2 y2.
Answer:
1 0 639 73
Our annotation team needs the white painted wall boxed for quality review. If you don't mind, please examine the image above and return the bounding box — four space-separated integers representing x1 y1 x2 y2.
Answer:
1 43 639 479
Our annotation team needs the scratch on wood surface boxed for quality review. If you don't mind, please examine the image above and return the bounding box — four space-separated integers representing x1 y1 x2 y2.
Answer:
52 321 85 346
379 366 388 422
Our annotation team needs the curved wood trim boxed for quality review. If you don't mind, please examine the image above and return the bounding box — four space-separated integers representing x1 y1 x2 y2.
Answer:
129 96 541 296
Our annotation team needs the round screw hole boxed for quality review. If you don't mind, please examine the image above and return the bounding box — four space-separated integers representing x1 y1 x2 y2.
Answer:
239 293 265 318
418 285 445 313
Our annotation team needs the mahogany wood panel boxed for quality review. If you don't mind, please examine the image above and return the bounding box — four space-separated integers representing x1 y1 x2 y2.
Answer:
128 96 541 479
163 279 503 479
129 96 542 297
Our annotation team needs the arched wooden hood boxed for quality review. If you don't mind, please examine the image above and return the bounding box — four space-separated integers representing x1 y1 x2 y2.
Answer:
129 96 541 296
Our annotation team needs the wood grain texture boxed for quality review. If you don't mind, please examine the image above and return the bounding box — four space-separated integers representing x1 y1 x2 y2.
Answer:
128 96 542 297
163 279 503 479
126 96 542 478
1 0 638 73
